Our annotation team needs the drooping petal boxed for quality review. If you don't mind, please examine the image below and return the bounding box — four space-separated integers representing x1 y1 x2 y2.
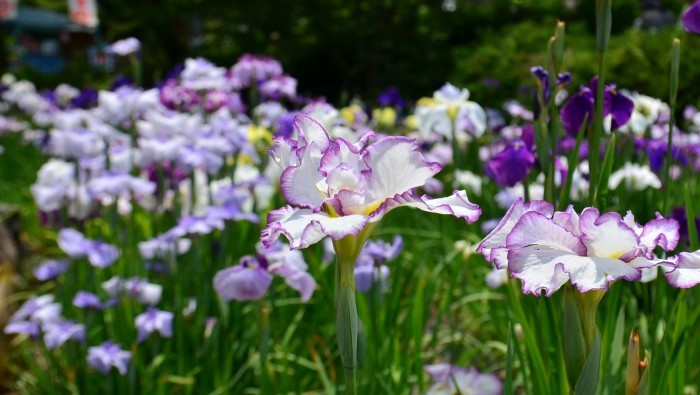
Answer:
639 214 680 253
269 264 317 302
477 199 554 269
664 251 700 288
363 137 442 202
508 246 641 296
261 206 369 249
213 260 273 301
372 190 481 224
293 114 331 151
607 90 635 131
560 91 594 136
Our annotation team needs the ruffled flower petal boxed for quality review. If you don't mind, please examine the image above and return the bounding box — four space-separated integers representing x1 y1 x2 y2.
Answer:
364 136 442 202
261 206 369 249
664 251 700 288
477 199 554 269
373 190 481 224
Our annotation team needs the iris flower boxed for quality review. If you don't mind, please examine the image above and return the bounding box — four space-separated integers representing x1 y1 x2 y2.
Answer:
560 77 634 137
682 1 700 34
261 115 481 251
478 199 679 296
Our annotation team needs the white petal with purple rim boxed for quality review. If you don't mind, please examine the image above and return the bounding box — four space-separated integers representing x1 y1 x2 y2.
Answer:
374 190 481 224
364 137 442 202
262 206 368 249
664 251 700 288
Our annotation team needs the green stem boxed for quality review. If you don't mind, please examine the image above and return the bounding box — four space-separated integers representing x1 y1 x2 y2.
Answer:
336 253 359 394
451 114 459 188
663 38 680 214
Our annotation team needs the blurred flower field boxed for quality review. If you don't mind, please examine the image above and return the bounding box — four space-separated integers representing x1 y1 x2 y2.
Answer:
2 3 700 394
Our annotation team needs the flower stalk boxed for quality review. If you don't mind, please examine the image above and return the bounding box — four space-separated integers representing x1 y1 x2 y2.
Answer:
590 0 612 204
563 286 604 394
663 38 681 214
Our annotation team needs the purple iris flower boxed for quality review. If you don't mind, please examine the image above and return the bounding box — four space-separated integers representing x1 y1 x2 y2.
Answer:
682 1 700 34
87 341 132 375
377 87 406 110
484 139 536 187
135 307 174 342
70 88 98 109
276 113 298 137
354 236 403 293
58 229 120 268
671 206 700 246
43 320 85 349
645 140 689 172
34 260 69 281
110 75 134 91
559 77 634 136
530 66 572 104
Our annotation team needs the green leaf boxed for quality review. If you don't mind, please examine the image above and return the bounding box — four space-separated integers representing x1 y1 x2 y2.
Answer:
575 328 602 395
505 322 515 395
686 185 699 250
595 133 616 210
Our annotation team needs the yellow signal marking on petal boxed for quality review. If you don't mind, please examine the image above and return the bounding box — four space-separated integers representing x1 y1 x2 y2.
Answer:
363 200 384 215
247 125 272 144
417 97 437 107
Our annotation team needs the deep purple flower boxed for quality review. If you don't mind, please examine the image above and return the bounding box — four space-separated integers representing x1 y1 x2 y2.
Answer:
530 66 572 104
671 206 700 246
645 139 689 172
559 77 634 136
276 113 298 137
484 140 536 187
70 88 98 109
682 1 700 34
87 341 132 375
135 307 174 342
110 75 134 91
377 87 406 110
34 260 69 281
43 320 85 349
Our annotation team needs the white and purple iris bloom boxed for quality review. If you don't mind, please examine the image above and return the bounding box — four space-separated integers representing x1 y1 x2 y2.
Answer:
261 115 481 250
559 77 634 137
107 37 141 56
58 229 120 269
214 240 316 302
477 199 679 296
424 364 502 395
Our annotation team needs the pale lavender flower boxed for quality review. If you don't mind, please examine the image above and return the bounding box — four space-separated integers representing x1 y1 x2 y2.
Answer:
214 240 316 302
43 320 85 349
259 75 297 100
87 341 132 375
180 58 227 91
108 37 141 56
4 321 40 339
34 260 69 281
135 307 174 342
9 295 62 326
58 229 119 268
102 276 162 305
73 291 114 310
262 115 481 250
138 234 191 260
354 236 402 293
424 364 502 395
